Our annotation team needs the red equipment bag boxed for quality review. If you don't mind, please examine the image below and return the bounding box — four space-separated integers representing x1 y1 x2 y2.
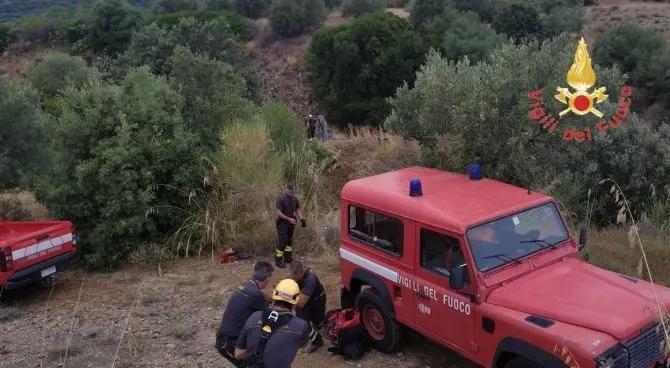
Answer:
325 308 367 360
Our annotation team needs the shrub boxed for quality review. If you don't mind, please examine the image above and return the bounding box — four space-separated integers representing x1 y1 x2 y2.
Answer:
409 0 446 31
385 35 670 226
0 22 15 54
0 194 33 221
204 0 236 10
27 52 101 99
124 17 257 98
145 10 249 39
306 12 426 125
492 4 540 41
448 0 494 22
341 0 384 18
88 0 144 55
34 67 204 270
151 0 202 14
539 5 585 39
268 0 326 37
0 77 47 190
236 0 271 19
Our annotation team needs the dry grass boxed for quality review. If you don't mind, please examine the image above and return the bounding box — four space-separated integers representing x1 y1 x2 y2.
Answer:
0 44 62 81
583 0 670 42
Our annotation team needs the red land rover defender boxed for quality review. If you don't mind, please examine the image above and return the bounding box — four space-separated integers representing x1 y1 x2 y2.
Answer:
339 166 670 368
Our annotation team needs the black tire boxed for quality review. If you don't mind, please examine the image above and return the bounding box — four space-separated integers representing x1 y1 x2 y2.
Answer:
355 288 402 353
505 357 540 368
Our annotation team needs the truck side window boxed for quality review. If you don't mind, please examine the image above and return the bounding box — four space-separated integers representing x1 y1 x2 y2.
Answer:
420 229 470 283
348 205 403 256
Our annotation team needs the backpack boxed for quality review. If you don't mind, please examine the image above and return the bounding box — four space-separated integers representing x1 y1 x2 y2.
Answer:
247 308 293 368
325 308 367 360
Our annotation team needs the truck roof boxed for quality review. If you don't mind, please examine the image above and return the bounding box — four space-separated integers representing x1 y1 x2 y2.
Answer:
341 166 553 233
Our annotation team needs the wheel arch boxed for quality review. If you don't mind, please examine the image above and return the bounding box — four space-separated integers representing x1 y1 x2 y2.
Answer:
493 337 569 368
346 268 396 317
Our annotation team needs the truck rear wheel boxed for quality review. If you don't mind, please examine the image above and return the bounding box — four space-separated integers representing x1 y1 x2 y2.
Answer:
355 288 402 353
505 357 540 368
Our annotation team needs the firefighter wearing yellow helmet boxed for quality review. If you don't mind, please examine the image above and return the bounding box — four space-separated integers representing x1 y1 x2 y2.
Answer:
234 279 310 368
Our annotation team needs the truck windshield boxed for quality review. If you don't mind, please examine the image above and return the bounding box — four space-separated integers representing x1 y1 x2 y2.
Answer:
466 202 569 272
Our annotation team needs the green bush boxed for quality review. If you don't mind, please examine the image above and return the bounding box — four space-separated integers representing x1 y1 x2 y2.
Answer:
341 0 384 18
0 22 15 54
204 0 236 10
151 0 202 14
269 0 326 37
385 35 670 226
124 17 257 98
492 3 540 40
34 67 204 270
409 0 446 31
448 0 494 22
0 77 47 190
27 52 101 99
539 6 585 39
260 102 306 149
88 0 144 55
146 10 249 39
306 12 426 125
236 0 271 19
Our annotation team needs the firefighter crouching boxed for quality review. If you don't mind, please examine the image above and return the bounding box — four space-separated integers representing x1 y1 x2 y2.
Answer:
234 279 310 368
289 260 326 353
216 261 275 367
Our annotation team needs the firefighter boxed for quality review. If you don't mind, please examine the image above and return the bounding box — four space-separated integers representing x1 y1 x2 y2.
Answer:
275 184 306 268
216 261 275 368
234 279 310 368
288 260 326 353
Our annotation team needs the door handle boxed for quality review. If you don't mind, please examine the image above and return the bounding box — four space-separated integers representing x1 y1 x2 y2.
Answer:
415 291 429 300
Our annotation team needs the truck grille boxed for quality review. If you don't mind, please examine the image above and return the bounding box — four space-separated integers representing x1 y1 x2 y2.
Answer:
597 322 666 368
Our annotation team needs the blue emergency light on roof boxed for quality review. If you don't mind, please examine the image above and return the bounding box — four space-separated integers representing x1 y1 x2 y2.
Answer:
468 161 483 181
409 179 423 197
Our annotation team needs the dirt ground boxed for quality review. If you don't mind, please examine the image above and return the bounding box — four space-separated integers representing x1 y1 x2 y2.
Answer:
583 0 670 42
0 257 478 368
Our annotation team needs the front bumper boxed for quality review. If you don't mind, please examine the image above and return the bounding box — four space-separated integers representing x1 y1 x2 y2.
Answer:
4 251 78 290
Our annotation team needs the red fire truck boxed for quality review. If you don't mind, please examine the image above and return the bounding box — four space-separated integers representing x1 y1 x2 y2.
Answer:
1 216 78 290
339 165 670 368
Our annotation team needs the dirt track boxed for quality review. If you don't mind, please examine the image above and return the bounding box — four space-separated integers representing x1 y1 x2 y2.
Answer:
0 257 478 368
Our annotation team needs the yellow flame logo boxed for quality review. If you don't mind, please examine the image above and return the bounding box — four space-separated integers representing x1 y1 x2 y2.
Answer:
554 38 608 118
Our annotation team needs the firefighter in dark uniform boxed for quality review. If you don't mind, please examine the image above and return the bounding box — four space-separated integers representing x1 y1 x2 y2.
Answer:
288 260 326 353
275 184 305 268
234 278 310 368
216 261 275 367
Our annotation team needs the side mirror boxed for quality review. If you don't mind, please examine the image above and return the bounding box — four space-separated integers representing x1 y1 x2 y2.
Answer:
450 265 466 290
578 224 588 251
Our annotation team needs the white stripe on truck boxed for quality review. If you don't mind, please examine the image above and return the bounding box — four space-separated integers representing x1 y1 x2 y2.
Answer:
340 247 398 282
12 233 73 261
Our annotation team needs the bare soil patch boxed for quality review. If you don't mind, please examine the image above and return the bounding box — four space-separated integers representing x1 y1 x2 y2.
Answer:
583 0 670 42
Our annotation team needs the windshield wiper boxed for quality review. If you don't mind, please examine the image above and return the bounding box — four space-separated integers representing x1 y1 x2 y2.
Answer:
480 253 522 264
519 239 557 249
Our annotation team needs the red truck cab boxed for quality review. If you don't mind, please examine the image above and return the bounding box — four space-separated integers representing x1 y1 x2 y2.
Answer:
339 166 670 368
0 217 78 290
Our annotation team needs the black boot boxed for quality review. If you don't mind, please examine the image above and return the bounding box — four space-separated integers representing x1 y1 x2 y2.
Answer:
283 251 293 264
275 256 286 268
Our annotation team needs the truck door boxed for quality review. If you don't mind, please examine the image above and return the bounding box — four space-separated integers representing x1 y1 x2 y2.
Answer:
413 227 476 353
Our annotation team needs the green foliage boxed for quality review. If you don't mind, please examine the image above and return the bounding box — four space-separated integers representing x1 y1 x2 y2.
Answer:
0 22 14 53
539 6 584 39
260 101 306 149
593 22 665 83
124 17 257 98
89 0 144 55
385 35 670 226
0 77 46 190
492 3 540 40
409 0 446 31
636 47 670 104
236 0 270 19
423 6 502 63
306 12 426 125
448 0 494 22
151 0 202 13
268 0 326 37
146 10 249 39
27 52 101 99
341 0 384 18
204 0 235 10
168 46 254 149
34 67 204 270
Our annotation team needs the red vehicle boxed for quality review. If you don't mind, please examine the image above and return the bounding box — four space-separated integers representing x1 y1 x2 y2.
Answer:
339 165 670 368
0 217 78 290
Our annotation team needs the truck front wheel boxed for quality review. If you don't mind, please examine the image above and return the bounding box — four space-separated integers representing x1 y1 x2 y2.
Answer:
355 289 402 353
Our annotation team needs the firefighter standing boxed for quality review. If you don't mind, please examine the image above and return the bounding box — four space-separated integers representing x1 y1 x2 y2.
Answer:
234 279 310 368
216 261 275 367
288 260 326 353
275 184 305 268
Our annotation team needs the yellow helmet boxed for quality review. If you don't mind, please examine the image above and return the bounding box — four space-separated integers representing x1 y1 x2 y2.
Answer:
272 279 300 305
